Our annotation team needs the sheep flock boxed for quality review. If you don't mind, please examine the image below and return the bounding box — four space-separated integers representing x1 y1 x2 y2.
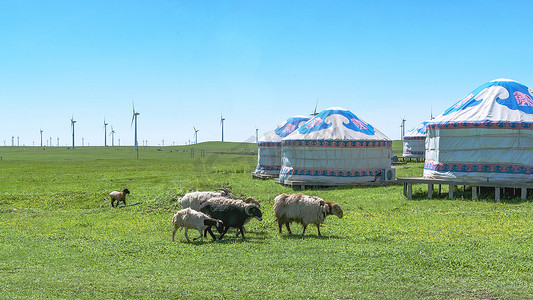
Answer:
106 187 344 243
170 188 344 243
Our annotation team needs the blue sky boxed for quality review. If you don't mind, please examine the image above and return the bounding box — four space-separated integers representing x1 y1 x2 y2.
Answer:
1 0 532 146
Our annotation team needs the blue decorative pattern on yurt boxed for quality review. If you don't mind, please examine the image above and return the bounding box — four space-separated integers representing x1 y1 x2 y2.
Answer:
415 121 429 134
443 82 491 116
298 109 375 135
495 81 533 114
274 116 310 138
443 80 533 116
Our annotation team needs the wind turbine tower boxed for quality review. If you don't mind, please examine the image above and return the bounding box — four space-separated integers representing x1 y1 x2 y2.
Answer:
40 129 43 147
110 126 115 147
131 103 140 158
400 117 406 140
71 117 76 149
103 118 108 147
255 128 259 143
193 127 199 144
220 115 225 142
11 136 14 146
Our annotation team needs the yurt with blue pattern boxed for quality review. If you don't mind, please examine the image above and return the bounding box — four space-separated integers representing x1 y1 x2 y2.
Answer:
424 78 533 182
279 107 392 185
402 121 429 159
255 116 310 176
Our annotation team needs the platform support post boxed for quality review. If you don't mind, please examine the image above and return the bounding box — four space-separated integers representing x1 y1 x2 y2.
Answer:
448 185 454 200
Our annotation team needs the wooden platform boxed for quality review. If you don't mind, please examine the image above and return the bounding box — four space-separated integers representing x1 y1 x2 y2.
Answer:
395 156 424 163
251 172 277 179
275 178 398 189
397 177 533 201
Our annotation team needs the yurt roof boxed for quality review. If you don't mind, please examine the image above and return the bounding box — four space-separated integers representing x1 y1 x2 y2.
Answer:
259 115 310 143
428 79 533 128
404 121 429 138
283 107 390 141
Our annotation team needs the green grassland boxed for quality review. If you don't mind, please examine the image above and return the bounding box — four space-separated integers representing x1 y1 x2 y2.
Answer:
1 142 532 299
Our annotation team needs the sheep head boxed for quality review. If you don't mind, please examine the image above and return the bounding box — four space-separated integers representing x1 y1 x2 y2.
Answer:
122 188 130 195
245 205 263 221
204 218 225 234
330 203 343 218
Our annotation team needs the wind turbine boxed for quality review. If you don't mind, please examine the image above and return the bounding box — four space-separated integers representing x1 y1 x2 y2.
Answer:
110 126 115 147
11 136 14 146
131 103 140 158
103 118 108 147
311 99 319 116
40 129 43 147
71 116 76 149
255 127 259 143
400 117 406 140
193 126 199 144
220 115 225 142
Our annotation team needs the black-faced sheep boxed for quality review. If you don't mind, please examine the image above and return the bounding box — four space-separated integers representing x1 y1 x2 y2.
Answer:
199 198 263 240
178 188 232 210
273 193 343 236
109 188 130 207
172 208 224 242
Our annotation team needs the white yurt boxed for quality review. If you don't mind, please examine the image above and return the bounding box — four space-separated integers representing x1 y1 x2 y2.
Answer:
424 78 533 182
402 121 429 159
279 107 393 185
255 116 310 176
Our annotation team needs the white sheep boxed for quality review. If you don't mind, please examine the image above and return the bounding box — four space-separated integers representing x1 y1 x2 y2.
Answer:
273 193 343 236
108 188 130 207
171 208 224 242
179 188 232 210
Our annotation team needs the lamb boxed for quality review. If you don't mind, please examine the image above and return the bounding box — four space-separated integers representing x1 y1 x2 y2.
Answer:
171 208 224 242
108 188 130 207
199 197 263 240
179 188 232 210
273 193 343 236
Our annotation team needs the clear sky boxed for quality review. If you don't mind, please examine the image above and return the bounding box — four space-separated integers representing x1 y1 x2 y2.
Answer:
1 0 532 147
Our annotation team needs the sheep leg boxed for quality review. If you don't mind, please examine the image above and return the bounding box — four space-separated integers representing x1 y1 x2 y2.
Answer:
286 223 292 234
278 222 283 234
316 224 321 236
218 226 230 240
172 227 177 242
204 227 217 241
301 224 307 236
238 227 245 239
111 199 115 207
184 228 191 242
193 229 203 242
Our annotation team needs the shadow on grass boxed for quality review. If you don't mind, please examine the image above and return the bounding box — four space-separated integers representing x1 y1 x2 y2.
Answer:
279 233 343 240
175 230 271 246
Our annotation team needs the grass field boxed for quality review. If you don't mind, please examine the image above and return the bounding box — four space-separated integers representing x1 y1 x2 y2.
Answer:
1 142 532 299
